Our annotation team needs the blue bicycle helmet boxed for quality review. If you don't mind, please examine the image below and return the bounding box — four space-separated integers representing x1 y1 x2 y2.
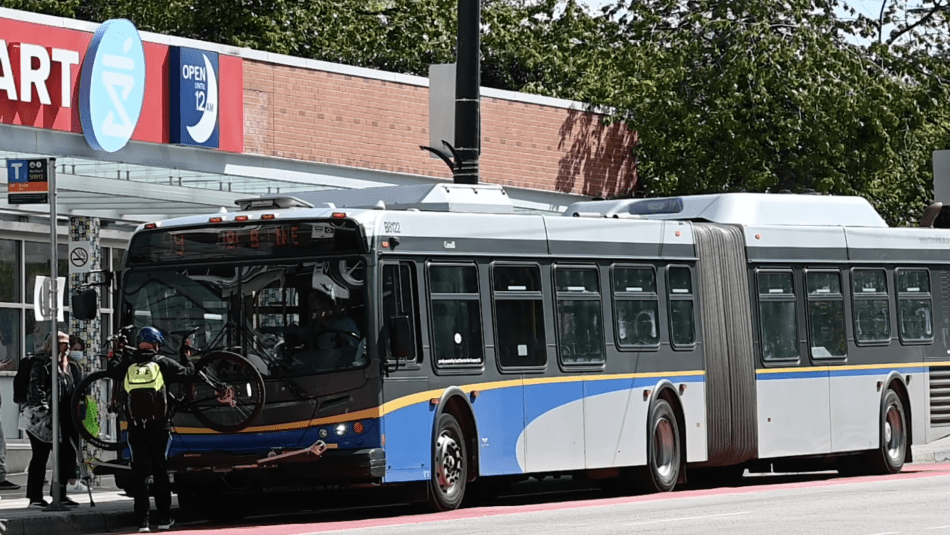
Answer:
136 326 164 347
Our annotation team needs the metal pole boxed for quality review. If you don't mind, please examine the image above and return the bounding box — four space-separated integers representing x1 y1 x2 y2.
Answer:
454 0 480 184
47 158 65 511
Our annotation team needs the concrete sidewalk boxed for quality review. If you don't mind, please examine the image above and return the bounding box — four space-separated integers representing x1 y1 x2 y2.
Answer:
4 436 950 535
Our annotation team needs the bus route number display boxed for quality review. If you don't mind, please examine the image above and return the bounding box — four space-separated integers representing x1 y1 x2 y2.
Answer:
128 222 358 264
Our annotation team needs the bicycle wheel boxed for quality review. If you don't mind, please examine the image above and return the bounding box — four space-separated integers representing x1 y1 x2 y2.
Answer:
71 370 128 451
187 351 265 433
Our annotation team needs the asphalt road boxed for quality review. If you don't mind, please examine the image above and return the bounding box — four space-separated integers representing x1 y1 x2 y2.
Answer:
3 436 950 535
179 465 950 535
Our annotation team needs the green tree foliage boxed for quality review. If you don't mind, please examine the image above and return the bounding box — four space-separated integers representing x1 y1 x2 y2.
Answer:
3 0 948 225
578 0 950 225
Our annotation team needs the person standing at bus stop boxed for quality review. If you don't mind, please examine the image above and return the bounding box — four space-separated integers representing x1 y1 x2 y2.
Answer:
22 332 79 507
125 327 194 532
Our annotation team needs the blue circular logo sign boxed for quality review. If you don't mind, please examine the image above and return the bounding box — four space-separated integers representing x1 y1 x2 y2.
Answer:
78 19 146 153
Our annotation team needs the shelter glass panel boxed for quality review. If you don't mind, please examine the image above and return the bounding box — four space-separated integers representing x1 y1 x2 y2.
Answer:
0 309 20 369
0 239 19 303
25 242 68 305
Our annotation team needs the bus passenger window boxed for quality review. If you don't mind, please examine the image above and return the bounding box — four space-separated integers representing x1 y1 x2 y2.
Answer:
493 264 546 368
613 266 659 348
852 269 890 344
382 263 421 362
666 266 695 347
555 267 604 364
428 264 484 367
806 270 846 358
896 269 933 343
757 271 799 361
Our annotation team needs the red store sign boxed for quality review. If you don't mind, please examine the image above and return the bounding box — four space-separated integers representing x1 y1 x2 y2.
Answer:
0 16 243 153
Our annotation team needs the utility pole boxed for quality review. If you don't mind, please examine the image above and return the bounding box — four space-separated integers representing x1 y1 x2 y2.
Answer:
453 0 481 184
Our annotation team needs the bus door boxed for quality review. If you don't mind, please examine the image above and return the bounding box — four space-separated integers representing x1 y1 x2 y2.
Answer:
756 269 832 457
378 261 430 482
495 264 585 473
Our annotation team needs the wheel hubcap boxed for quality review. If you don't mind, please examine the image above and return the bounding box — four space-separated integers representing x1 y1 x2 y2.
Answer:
885 404 904 462
436 431 463 497
653 417 676 480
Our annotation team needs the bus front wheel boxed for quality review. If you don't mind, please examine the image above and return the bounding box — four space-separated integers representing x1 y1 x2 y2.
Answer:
639 398 681 492
427 413 467 511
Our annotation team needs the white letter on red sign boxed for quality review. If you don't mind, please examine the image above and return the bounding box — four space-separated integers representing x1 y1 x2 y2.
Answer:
52 48 79 108
19 43 51 105
0 41 16 101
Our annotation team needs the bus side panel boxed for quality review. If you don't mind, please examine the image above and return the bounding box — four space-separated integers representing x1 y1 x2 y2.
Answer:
680 379 709 463
756 371 832 458
380 402 435 483
583 378 648 469
583 376 707 469
829 368 919 453
520 381 586 473
470 383 527 476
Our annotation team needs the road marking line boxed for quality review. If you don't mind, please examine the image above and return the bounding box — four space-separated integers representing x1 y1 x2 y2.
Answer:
926 526 950 530
625 511 750 526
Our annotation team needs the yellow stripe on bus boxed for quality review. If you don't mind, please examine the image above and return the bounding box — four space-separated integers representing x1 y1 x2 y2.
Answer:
173 369 706 435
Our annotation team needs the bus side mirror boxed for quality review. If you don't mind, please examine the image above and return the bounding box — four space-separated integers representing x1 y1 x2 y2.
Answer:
388 315 416 360
71 289 99 321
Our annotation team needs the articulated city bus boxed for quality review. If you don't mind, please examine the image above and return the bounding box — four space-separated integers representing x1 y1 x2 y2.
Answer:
88 183 950 512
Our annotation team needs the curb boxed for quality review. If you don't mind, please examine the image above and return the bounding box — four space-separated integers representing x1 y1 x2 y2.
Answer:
4 509 139 535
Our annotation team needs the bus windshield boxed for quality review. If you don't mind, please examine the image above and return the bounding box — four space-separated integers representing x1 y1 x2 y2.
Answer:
121 257 367 378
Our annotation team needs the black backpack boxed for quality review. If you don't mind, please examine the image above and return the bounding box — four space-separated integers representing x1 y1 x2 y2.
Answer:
12 355 38 405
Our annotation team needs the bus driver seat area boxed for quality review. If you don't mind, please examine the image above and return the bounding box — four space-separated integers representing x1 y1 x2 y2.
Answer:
285 270 365 373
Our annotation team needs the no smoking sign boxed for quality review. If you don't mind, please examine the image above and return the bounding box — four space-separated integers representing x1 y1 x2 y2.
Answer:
69 243 91 274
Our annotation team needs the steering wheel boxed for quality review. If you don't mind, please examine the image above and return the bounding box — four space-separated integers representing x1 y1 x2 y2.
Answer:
313 329 361 350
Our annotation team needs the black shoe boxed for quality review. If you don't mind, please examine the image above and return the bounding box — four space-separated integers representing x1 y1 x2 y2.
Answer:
63 498 80 507
29 499 50 508
0 480 20 490
138 518 151 533
157 517 175 530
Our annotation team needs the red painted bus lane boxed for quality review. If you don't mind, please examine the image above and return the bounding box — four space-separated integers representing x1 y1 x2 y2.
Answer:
174 463 950 535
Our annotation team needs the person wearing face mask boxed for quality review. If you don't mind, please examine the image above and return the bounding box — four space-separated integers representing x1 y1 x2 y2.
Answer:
23 332 79 507
64 335 88 495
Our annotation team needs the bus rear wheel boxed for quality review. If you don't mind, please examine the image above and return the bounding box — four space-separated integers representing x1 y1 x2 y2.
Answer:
639 398 681 492
427 413 467 511
869 389 906 474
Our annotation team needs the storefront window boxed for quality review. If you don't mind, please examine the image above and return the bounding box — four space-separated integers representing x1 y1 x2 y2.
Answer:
25 242 68 305
0 309 20 369
0 240 19 303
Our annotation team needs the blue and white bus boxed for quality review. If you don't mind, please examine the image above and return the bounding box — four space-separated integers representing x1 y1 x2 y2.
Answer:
94 183 950 512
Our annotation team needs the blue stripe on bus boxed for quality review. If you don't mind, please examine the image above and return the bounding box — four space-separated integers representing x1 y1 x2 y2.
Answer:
757 366 926 380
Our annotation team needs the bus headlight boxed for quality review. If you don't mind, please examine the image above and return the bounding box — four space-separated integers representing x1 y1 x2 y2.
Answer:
335 424 347 436
318 428 328 439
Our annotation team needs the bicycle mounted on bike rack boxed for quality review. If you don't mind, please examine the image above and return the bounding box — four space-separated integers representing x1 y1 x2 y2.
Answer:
70 325 266 456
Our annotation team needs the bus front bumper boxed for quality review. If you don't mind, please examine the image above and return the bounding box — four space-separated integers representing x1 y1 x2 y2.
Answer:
167 447 386 487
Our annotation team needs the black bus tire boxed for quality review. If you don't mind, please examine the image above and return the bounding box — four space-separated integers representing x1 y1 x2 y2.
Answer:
427 412 467 511
868 389 906 474
638 398 681 492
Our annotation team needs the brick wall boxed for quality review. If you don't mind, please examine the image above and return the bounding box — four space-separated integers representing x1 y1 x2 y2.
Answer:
243 60 636 198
